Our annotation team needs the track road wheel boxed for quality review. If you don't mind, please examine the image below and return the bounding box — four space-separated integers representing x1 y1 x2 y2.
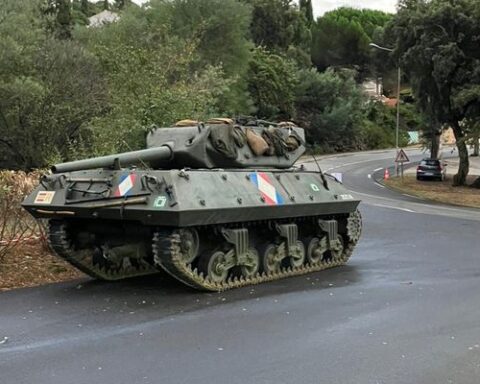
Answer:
330 235 344 260
199 250 229 283
261 243 282 274
287 240 306 268
240 248 260 278
307 236 328 265
178 228 199 264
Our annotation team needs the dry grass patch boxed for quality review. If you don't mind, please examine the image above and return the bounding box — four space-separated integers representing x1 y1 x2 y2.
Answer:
0 171 85 291
385 175 480 208
0 241 85 292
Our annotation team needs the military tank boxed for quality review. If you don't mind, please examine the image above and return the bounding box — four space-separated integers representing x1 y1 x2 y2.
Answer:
22 118 361 291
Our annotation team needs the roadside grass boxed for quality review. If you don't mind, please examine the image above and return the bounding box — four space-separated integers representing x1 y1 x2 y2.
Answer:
385 174 480 208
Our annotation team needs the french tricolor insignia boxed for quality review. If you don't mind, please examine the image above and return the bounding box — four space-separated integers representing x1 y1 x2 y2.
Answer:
250 172 284 205
115 173 136 197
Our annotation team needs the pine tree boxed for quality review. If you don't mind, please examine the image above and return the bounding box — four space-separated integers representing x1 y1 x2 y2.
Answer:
42 0 73 39
56 0 73 39
80 0 90 16
299 0 314 27
103 0 109 10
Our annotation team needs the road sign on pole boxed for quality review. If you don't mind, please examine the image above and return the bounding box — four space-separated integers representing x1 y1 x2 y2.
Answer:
395 149 410 163
394 149 409 179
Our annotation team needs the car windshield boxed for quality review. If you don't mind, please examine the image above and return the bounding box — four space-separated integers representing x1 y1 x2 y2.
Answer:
421 160 439 166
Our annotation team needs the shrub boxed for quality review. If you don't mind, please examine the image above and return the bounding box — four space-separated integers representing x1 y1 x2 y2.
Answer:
0 171 45 263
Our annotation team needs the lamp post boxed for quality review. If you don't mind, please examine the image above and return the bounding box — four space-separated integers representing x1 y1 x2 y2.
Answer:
369 43 401 175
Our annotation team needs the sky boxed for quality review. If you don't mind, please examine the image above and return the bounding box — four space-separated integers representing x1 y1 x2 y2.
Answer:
130 0 398 17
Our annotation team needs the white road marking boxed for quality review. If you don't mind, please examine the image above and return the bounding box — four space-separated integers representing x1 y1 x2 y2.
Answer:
367 174 371 179
402 193 424 200
373 167 383 172
374 182 385 188
371 203 416 213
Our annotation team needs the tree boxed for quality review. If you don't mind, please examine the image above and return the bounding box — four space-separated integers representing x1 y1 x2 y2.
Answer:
80 0 89 15
156 0 253 114
242 0 311 64
311 8 392 75
299 0 313 27
0 0 106 169
247 47 298 119
76 2 235 154
42 0 74 39
294 68 365 152
390 0 480 186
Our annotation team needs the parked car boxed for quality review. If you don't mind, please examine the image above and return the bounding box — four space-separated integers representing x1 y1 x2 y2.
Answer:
416 158 446 181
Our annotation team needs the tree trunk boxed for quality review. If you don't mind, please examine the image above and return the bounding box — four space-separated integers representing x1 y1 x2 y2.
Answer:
473 133 479 157
451 121 469 186
430 126 441 159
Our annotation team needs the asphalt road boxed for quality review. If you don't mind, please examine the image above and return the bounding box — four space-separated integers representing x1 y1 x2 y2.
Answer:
1 148 480 384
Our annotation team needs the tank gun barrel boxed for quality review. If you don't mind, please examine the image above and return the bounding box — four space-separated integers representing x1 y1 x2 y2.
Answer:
51 145 173 174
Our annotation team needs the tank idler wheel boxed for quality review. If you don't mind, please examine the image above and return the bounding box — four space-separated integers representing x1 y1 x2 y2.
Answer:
178 228 200 264
239 248 260 278
307 236 328 265
199 250 230 283
287 240 306 269
330 235 345 260
261 244 283 274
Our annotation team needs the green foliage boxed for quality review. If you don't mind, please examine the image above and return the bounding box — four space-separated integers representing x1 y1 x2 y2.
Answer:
299 0 313 27
42 0 74 39
153 0 253 113
76 2 236 153
295 68 365 151
361 101 411 149
247 47 298 119
0 0 107 169
311 8 392 74
0 0 423 171
243 0 311 66
391 0 480 184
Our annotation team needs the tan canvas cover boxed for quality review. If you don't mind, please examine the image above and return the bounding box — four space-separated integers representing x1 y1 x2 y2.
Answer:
175 119 199 127
246 128 269 156
206 117 234 125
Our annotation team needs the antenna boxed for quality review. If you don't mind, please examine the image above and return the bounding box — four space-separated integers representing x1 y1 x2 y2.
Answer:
311 152 322 175
311 151 330 190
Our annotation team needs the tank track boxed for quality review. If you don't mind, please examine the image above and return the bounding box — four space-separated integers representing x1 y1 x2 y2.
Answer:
48 220 158 280
152 210 362 291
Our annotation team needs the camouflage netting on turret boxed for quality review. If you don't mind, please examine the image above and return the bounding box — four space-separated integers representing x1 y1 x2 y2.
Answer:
203 118 302 158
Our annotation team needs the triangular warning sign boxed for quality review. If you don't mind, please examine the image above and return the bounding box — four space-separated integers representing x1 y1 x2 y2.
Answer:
395 149 410 163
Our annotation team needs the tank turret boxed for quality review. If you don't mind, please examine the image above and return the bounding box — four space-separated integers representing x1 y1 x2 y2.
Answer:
51 119 305 173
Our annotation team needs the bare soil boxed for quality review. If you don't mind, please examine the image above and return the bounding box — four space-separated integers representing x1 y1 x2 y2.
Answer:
385 174 480 208
0 241 85 292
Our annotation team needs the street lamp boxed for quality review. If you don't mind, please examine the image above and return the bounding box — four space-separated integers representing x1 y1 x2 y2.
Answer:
369 43 401 175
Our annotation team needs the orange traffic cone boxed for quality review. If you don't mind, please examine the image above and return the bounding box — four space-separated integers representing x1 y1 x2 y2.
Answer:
384 168 390 180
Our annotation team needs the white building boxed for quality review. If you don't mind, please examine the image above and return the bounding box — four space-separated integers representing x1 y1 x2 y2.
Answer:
88 10 120 28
